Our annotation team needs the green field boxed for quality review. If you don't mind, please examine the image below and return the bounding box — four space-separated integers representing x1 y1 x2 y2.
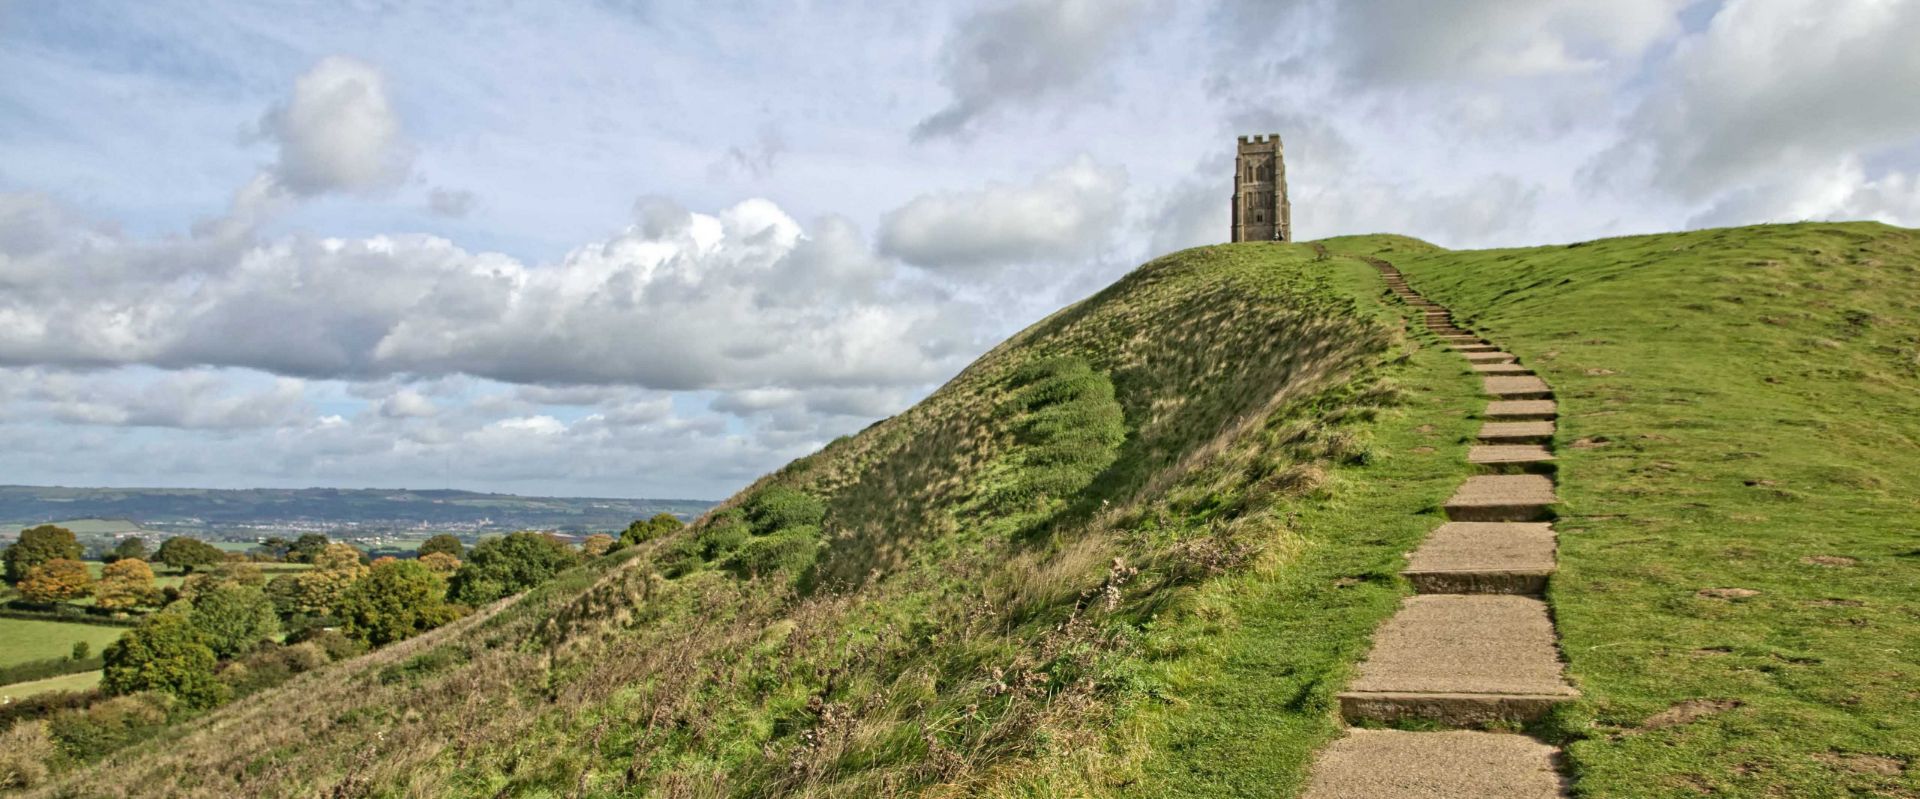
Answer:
0 618 125 667
0 669 102 701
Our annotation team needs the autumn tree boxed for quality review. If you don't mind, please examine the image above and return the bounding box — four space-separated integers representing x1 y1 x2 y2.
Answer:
18 558 92 603
4 525 82 583
416 551 461 576
95 558 157 611
581 533 615 557
337 560 463 646
418 534 464 560
312 542 367 572
155 536 224 574
270 542 367 621
102 610 227 709
619 513 685 548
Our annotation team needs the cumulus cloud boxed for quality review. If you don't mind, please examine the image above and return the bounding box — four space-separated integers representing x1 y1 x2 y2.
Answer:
0 191 977 391
259 56 412 196
0 368 310 430
1603 0 1920 202
878 156 1127 270
913 0 1154 141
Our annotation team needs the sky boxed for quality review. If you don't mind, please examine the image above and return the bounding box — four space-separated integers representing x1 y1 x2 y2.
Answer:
2 0 1918 500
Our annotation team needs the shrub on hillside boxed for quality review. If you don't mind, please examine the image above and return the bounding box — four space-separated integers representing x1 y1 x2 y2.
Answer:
287 627 365 662
0 721 56 789
4 525 82 584
721 526 823 581
580 533 615 557
448 532 582 605
46 692 172 762
659 517 752 577
619 512 685 547
743 486 827 535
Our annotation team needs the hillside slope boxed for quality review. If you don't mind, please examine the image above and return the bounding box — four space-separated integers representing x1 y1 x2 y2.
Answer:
1333 222 1920 797
36 243 1432 797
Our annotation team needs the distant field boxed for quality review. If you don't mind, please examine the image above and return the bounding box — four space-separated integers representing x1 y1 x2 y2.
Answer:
0 618 125 667
0 669 101 701
33 518 146 535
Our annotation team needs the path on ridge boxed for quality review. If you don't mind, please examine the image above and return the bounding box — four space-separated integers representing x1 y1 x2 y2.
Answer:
1302 259 1574 798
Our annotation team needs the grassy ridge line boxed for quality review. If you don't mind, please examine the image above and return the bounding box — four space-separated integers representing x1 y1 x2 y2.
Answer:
34 244 1403 797
1342 223 1920 798
1115 251 1482 796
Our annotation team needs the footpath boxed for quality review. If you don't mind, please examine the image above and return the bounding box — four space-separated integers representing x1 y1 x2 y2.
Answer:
1303 259 1574 798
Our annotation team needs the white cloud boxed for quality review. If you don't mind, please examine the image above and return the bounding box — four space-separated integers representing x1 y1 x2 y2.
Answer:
913 0 1155 141
878 156 1127 270
378 388 437 418
259 56 412 196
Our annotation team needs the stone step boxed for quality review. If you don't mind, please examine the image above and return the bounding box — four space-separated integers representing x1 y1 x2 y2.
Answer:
1469 444 1555 467
1403 522 1556 595
1479 421 1555 444
1303 730 1568 799
1486 399 1557 420
1463 351 1516 363
1337 595 1577 725
1470 363 1532 375
1453 343 1498 353
1439 334 1484 344
1483 376 1552 399
1444 474 1556 521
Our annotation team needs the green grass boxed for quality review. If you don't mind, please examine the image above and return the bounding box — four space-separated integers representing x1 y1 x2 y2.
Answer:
0 669 102 701
1337 222 1920 798
1119 255 1483 795
0 618 125 667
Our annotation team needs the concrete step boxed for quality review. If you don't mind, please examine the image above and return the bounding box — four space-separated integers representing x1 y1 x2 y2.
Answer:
1303 730 1568 799
1478 421 1555 444
1483 376 1552 399
1453 344 1499 354
1469 444 1555 467
1445 474 1556 521
1403 522 1556 594
1470 363 1533 375
1338 595 1577 725
1463 351 1517 363
1485 399 1557 420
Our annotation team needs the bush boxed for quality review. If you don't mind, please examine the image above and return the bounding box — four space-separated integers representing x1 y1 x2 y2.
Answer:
46 693 171 761
619 513 685 547
743 486 826 535
287 627 365 662
580 533 615 557
0 721 56 789
448 532 582 605
721 527 822 580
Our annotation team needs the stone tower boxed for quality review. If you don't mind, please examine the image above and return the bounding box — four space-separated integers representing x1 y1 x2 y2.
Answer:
1231 134 1291 243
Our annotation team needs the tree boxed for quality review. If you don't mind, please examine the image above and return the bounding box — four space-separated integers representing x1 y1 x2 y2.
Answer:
18 559 92 603
418 534 464 560
312 542 367 572
416 551 461 576
102 610 227 709
186 582 280 659
581 533 615 557
155 536 224 574
619 513 685 548
95 558 158 611
106 536 149 564
287 533 330 564
336 560 462 646
448 532 582 605
258 537 291 560
4 525 82 583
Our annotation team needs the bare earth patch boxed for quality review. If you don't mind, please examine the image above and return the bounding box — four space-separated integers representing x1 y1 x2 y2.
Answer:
1800 555 1858 567
1806 598 1865 608
1643 699 1742 730
1697 588 1761 600
1814 752 1906 776
1571 436 1612 449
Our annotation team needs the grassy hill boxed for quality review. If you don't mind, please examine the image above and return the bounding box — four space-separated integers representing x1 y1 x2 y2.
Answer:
25 223 1918 798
